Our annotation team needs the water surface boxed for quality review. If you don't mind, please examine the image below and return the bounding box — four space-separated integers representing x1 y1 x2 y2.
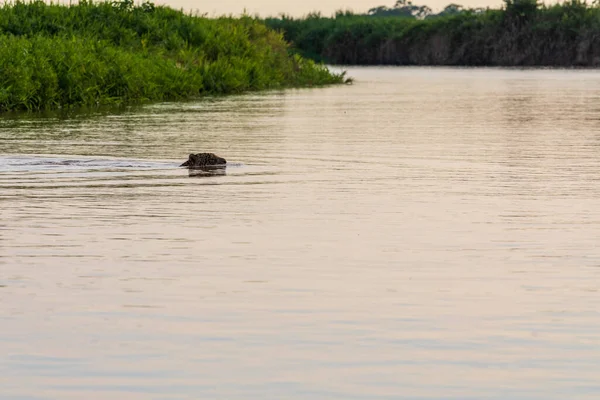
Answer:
2 67 600 399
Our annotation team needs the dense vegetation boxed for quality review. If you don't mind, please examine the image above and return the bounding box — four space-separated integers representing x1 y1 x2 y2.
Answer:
365 0 474 19
265 0 600 66
0 0 345 112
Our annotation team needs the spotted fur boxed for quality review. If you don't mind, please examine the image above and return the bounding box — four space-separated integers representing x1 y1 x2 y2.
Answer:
180 153 226 168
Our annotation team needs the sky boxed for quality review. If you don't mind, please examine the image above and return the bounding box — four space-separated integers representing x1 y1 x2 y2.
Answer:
154 0 505 17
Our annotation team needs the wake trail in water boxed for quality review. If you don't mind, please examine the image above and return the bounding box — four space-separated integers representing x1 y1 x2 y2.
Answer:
0 155 178 173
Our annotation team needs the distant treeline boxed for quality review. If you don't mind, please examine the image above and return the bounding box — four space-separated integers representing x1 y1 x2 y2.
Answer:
0 1 345 112
264 0 600 66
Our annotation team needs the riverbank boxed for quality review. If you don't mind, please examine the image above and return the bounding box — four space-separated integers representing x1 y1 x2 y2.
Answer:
265 0 600 66
0 1 346 112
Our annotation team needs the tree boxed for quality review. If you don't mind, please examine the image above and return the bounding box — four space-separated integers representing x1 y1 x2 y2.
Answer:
438 3 464 16
368 5 414 17
395 0 432 18
367 0 431 18
504 0 538 21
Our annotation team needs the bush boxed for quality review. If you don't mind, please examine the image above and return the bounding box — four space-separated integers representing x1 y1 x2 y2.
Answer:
0 1 346 112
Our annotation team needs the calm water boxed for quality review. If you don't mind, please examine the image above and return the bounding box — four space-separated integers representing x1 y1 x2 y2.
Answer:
2 67 600 399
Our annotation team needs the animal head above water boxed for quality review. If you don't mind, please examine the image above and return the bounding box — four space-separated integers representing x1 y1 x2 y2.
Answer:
180 153 227 168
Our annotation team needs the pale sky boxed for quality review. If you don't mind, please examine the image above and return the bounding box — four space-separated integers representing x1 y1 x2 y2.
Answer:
155 0 505 17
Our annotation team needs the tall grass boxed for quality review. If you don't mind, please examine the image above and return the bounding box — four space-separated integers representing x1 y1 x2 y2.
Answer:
0 0 346 112
265 0 600 66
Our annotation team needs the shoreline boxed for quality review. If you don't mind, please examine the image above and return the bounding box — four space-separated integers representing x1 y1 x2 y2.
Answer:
0 1 346 113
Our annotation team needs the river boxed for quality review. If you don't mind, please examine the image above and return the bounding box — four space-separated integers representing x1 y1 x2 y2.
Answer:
2 67 600 399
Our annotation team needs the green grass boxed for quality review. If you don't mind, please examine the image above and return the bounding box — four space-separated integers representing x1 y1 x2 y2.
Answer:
0 0 347 112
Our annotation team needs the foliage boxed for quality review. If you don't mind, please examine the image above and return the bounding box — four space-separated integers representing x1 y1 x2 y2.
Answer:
265 0 600 66
0 0 345 112
504 0 538 21
368 0 432 18
430 3 466 18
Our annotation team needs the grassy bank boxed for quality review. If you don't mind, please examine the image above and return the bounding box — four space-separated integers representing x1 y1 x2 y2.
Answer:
0 0 346 112
265 0 600 66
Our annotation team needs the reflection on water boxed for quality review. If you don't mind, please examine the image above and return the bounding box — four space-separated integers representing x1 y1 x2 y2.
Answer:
2 67 600 400
187 166 227 177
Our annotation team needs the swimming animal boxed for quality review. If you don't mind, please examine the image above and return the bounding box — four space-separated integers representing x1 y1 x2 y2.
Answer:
180 153 226 169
